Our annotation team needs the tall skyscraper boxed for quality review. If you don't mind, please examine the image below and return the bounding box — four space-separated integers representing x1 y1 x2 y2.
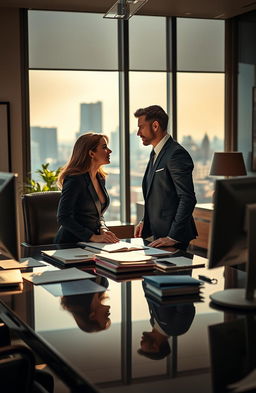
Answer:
31 126 58 165
76 101 102 138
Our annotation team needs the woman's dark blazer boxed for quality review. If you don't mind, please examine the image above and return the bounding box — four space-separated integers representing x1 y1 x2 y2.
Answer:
54 173 109 244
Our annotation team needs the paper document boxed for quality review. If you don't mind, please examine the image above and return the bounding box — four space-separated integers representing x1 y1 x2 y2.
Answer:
228 369 256 392
22 267 95 285
0 269 23 287
42 279 106 297
79 240 148 253
42 248 95 264
0 257 46 270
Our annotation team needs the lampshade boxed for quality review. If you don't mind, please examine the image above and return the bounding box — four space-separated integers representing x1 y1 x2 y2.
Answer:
209 152 247 176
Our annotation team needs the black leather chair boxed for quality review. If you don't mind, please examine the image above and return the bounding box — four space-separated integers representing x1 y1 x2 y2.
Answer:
22 191 61 247
0 345 54 393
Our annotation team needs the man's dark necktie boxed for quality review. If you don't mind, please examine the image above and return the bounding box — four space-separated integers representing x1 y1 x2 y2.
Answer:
146 149 155 189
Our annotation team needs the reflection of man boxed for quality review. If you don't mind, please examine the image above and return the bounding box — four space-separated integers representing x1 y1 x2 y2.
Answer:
134 105 197 250
138 283 195 360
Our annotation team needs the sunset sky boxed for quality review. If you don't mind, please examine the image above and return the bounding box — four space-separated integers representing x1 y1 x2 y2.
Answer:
29 70 224 144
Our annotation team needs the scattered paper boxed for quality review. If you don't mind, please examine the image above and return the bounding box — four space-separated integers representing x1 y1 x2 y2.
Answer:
22 267 95 285
42 279 106 297
0 258 46 270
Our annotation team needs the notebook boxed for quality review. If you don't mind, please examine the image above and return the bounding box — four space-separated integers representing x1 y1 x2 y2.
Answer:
42 248 96 265
155 255 205 272
0 269 23 288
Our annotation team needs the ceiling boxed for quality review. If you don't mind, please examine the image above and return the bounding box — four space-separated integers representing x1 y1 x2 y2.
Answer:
0 0 256 19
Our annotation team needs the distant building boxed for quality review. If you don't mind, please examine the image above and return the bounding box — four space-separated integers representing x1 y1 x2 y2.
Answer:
30 126 58 166
76 101 102 138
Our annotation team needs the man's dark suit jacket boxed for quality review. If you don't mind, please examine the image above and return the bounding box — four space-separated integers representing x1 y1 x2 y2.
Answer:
142 136 198 245
55 173 109 243
145 293 195 336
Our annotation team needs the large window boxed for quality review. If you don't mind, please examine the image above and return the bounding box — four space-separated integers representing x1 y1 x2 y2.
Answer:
176 18 225 203
28 11 225 222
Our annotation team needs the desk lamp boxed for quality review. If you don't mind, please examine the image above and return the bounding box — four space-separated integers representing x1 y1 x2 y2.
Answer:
209 152 247 178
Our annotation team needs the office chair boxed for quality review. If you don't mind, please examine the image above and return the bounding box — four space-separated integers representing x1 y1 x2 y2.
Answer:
22 191 61 247
0 344 53 393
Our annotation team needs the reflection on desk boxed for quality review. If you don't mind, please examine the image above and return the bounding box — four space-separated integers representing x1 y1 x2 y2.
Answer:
1 241 253 393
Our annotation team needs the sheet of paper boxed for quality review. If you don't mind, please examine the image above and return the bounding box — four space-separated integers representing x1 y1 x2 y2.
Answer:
228 369 256 392
22 267 95 285
0 269 23 286
0 257 46 270
42 279 106 297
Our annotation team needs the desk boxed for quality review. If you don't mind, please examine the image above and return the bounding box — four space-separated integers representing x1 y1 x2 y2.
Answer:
0 249 255 393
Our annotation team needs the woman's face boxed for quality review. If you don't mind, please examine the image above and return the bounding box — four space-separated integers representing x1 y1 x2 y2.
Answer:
90 292 111 330
91 137 112 166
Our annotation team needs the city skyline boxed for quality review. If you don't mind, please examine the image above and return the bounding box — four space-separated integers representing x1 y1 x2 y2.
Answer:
29 70 224 143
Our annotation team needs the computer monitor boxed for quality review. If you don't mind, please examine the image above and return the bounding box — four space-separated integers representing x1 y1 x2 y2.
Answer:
0 172 20 261
208 176 256 310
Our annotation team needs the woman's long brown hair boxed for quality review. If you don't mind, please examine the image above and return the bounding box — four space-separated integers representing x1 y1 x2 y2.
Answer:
57 132 108 188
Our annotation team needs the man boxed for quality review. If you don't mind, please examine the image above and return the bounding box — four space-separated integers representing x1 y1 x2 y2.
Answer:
134 105 197 250
138 282 195 360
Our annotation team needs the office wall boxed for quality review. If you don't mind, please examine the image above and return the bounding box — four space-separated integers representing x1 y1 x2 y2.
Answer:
0 8 24 175
0 8 26 238
237 11 256 175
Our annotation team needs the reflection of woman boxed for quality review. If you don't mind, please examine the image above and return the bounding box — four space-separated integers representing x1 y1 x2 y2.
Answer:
55 132 119 244
61 277 111 333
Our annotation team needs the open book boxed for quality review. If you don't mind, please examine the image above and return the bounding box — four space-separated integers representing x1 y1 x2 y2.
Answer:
79 240 149 253
42 248 96 265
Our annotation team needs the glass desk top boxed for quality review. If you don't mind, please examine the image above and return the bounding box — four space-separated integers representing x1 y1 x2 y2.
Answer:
0 249 255 393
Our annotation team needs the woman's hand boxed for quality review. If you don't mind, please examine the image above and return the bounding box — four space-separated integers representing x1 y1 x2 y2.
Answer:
90 229 119 243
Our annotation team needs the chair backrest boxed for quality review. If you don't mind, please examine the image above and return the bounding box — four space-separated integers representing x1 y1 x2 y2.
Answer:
22 191 61 246
0 345 35 393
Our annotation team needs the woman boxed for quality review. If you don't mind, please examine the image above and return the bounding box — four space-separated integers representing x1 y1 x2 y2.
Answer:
55 132 119 244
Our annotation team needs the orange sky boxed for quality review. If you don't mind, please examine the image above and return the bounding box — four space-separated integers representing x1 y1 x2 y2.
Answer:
29 70 224 143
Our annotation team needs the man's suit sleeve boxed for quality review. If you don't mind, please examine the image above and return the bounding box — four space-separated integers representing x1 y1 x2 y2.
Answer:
57 176 94 241
166 148 197 241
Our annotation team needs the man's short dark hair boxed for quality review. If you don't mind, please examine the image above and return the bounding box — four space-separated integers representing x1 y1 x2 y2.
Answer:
134 105 168 131
137 340 171 360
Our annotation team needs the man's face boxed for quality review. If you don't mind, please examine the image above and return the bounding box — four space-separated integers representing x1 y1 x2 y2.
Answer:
137 115 155 146
140 331 159 353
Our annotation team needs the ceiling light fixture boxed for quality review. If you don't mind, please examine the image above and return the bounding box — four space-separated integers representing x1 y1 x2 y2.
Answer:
103 0 148 20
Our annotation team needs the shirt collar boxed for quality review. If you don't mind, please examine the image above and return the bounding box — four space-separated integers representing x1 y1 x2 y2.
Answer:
153 134 170 157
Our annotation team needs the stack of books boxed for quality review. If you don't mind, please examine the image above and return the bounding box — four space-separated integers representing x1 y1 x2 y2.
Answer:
143 275 203 304
95 251 155 274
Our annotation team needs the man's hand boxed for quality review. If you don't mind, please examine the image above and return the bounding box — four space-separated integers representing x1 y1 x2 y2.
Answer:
90 229 119 243
134 221 143 238
148 237 177 248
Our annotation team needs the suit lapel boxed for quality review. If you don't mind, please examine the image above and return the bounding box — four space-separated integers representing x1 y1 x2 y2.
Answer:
83 173 101 217
97 174 110 214
145 137 173 198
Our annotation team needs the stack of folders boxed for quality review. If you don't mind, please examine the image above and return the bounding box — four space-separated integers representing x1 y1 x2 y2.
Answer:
143 275 204 303
95 251 155 274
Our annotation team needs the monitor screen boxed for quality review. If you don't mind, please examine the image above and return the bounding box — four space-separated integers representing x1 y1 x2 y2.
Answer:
0 172 20 261
208 176 256 310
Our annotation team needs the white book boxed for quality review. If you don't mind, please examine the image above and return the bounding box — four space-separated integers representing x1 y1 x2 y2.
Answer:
42 248 95 265
79 240 149 253
96 251 154 263
22 267 94 285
